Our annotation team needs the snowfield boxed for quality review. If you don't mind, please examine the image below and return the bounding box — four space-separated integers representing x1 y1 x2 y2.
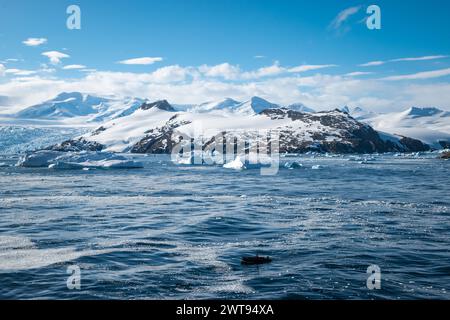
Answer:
351 106 450 149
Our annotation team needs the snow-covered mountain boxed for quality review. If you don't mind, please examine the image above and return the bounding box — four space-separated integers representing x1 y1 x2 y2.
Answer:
234 96 281 114
6 92 450 153
359 107 450 149
15 92 147 123
287 103 315 113
187 98 241 113
186 96 280 115
49 100 429 154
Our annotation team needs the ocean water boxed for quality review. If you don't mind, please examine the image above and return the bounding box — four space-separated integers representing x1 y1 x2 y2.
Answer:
0 152 449 300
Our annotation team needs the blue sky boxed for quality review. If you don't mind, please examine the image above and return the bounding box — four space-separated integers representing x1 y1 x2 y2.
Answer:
1 0 450 111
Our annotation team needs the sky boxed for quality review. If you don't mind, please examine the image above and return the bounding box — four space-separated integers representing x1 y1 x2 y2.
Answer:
1 0 450 112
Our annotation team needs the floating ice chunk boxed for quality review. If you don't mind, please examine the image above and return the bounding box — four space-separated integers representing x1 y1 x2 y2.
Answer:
311 165 323 170
17 150 64 167
223 157 246 170
48 162 84 170
174 154 194 165
284 161 303 169
49 159 143 169
0 162 9 167
85 159 144 169
18 150 143 169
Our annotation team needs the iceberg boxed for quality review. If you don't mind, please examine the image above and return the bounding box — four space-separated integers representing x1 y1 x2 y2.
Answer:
17 150 64 167
17 150 143 169
223 157 246 170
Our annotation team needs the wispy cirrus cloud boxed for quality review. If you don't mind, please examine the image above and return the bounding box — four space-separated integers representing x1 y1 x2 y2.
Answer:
118 57 163 65
287 64 337 73
360 55 448 67
381 68 450 81
391 55 448 62
5 69 36 76
23 37 47 47
359 61 385 67
344 71 373 77
42 51 70 64
328 5 362 32
63 64 87 70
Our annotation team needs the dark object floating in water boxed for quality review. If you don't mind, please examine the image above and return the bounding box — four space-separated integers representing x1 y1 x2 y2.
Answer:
440 151 450 159
241 255 272 265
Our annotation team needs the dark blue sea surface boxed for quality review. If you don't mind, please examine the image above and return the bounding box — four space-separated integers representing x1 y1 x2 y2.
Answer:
0 153 449 299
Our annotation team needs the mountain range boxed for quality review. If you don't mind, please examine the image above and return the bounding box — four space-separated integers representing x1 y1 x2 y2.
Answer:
6 92 450 153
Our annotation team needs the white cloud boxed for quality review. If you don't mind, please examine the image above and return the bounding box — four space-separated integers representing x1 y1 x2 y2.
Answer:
42 51 70 64
254 55 265 59
118 57 163 65
288 64 337 73
199 63 241 80
5 69 37 76
344 71 373 77
382 68 450 81
359 61 385 67
150 65 190 83
0 64 5 76
23 38 47 46
329 6 362 30
391 55 448 62
360 55 448 67
242 62 285 79
1 62 450 114
63 64 87 70
239 62 336 79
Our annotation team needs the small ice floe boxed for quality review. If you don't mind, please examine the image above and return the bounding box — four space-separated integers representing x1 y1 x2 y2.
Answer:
17 150 143 169
284 161 303 169
0 162 10 167
223 157 246 170
174 154 194 165
311 165 323 170
173 150 218 165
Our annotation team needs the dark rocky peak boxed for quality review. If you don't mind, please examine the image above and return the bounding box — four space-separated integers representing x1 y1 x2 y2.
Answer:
259 107 290 119
140 100 175 112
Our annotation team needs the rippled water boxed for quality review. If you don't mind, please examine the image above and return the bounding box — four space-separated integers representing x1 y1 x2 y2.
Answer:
0 153 449 299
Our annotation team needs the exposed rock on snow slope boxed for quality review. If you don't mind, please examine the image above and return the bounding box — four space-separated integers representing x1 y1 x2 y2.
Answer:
52 100 430 154
140 100 175 112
